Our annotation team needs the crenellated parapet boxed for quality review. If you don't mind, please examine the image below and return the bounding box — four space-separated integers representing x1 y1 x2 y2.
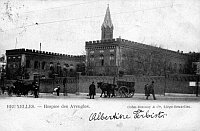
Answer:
85 38 190 57
6 48 85 60
85 38 118 45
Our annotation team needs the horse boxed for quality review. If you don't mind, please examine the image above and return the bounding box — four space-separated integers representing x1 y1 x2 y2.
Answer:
97 82 116 98
21 83 35 96
13 80 34 96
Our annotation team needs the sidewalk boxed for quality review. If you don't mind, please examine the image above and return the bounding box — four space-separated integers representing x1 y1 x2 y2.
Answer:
38 92 200 98
1 92 199 101
164 93 198 97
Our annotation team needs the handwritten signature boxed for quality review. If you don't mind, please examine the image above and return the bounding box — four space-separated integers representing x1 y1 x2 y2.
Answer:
89 109 167 121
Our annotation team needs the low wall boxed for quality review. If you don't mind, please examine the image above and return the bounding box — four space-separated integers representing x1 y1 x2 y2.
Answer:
39 77 77 93
78 75 197 94
37 75 199 95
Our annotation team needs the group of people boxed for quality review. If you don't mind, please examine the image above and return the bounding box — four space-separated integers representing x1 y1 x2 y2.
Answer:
88 81 157 100
1 80 156 100
0 80 39 98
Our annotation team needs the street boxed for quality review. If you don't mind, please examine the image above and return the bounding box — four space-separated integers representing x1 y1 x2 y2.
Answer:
0 93 200 102
0 92 200 131
1 92 200 101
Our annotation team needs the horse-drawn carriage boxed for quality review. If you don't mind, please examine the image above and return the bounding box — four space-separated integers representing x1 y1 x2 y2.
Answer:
116 81 135 98
97 80 135 98
1 79 36 96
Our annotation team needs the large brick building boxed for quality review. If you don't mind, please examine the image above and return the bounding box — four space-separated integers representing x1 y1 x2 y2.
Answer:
85 6 199 76
6 48 85 80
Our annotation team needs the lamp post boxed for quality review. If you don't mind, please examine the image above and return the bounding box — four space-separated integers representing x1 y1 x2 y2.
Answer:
53 73 58 93
193 62 200 97
63 77 67 96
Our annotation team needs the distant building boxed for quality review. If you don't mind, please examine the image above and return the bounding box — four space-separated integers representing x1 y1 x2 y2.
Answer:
6 49 85 80
0 56 6 79
187 52 200 74
85 5 197 76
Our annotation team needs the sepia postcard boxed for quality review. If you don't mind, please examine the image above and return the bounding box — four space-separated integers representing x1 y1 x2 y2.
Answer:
0 0 200 131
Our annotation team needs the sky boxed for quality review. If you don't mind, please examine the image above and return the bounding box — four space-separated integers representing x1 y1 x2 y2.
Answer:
0 0 200 55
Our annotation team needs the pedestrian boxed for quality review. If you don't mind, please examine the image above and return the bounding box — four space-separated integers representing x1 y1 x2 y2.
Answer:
144 84 150 97
89 82 96 99
146 81 156 100
33 81 39 98
56 85 60 96
63 77 67 96
8 86 13 96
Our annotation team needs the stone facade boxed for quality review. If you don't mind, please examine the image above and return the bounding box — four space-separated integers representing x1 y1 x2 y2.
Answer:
85 38 191 76
85 6 197 76
186 52 200 74
6 48 85 80
29 75 199 94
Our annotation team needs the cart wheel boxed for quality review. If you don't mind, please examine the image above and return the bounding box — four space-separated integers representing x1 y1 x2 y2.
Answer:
118 86 129 98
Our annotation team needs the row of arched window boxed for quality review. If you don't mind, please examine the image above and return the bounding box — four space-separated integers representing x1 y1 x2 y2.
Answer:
26 60 74 70
88 54 115 66
89 54 115 60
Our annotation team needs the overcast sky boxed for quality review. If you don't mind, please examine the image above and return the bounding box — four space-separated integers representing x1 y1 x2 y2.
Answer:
0 0 200 55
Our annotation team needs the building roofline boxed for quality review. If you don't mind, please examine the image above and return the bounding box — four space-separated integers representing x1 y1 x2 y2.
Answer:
85 38 190 56
6 48 85 59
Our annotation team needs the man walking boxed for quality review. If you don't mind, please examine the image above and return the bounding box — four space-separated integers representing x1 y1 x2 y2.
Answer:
89 82 96 99
33 81 39 98
146 81 156 100
144 84 150 97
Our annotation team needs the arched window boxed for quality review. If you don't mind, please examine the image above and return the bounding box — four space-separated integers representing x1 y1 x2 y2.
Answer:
89 55 94 66
34 61 39 69
168 62 172 71
179 64 182 73
100 54 104 66
90 55 94 61
50 62 53 67
100 54 104 60
110 54 115 66
50 62 54 71
110 54 114 60
174 63 177 73
57 63 62 76
122 54 126 67
90 51 94 54
42 61 46 69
